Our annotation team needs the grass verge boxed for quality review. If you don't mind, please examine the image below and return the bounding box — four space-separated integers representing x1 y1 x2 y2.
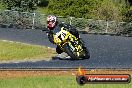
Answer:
0 75 131 88
0 40 56 61
0 70 132 88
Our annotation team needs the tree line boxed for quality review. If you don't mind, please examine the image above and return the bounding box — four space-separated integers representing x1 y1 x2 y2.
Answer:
0 0 132 22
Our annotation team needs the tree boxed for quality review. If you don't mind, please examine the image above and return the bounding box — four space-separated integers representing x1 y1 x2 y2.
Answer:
1 0 41 12
37 0 49 7
92 0 124 21
47 0 100 18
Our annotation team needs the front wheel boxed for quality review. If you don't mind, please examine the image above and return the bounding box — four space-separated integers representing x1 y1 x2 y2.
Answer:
63 43 79 60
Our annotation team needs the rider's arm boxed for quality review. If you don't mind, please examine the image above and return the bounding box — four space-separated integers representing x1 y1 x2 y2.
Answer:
61 23 80 38
48 31 55 44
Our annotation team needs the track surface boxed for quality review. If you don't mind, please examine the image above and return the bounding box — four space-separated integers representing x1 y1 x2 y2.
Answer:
0 28 132 69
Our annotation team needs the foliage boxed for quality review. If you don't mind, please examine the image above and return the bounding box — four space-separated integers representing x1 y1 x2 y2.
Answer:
47 0 100 18
123 6 132 22
0 0 132 22
0 0 39 12
37 0 49 7
46 0 131 22
0 1 5 10
93 0 124 22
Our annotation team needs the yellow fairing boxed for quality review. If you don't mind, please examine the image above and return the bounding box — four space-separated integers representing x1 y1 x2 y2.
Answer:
53 27 74 45
53 27 84 58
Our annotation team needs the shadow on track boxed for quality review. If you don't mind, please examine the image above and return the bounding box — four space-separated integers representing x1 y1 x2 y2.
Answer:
51 57 89 61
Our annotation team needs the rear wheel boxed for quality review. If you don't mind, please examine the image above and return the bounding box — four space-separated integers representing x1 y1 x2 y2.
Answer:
79 39 90 59
82 47 90 59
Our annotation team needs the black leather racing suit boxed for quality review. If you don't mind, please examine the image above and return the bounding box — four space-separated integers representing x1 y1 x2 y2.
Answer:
47 22 80 54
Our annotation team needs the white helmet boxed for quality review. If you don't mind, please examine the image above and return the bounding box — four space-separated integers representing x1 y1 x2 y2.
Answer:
47 15 57 29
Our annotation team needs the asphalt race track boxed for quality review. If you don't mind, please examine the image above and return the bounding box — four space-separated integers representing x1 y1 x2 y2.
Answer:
0 28 132 69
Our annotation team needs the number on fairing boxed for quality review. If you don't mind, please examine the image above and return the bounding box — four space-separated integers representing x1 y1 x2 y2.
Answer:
60 32 66 40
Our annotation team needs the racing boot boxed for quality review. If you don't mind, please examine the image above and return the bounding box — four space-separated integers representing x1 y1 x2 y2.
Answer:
52 45 71 60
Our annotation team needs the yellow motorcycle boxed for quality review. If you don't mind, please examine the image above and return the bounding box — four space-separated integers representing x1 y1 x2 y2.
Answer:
53 27 90 60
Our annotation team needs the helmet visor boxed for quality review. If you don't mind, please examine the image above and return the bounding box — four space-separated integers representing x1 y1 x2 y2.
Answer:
47 21 56 28
47 20 55 24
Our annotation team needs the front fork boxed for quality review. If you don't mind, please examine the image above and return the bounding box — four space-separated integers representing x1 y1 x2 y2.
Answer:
70 40 84 57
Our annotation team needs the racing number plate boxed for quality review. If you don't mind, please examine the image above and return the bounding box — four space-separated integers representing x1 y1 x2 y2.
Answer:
56 31 66 41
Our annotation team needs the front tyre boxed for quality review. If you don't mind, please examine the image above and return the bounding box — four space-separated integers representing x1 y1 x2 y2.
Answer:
63 43 79 60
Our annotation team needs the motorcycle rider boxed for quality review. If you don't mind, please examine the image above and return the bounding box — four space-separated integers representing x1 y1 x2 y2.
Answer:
47 15 81 59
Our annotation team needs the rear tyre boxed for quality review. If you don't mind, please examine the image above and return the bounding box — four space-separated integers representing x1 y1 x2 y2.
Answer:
82 46 90 59
77 39 90 59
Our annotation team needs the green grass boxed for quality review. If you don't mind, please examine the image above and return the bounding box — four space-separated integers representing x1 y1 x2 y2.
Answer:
0 76 131 88
0 40 56 61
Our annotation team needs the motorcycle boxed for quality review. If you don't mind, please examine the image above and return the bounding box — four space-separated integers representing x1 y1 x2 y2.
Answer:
53 27 90 60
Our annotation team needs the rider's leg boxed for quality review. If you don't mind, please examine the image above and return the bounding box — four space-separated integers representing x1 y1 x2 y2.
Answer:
53 46 69 59
56 45 63 54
